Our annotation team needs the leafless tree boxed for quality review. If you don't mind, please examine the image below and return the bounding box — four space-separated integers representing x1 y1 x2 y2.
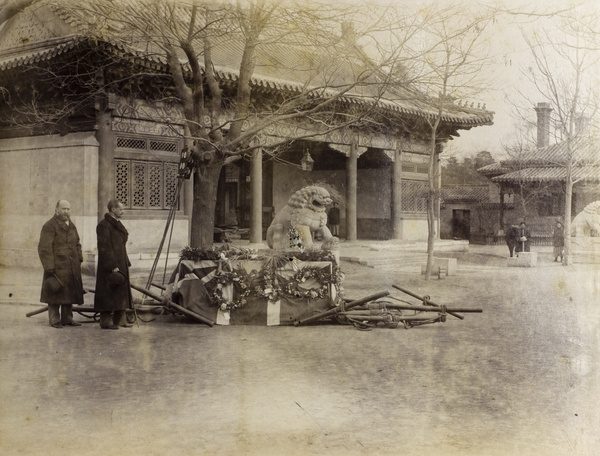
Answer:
519 9 600 265
1 0 430 248
384 3 495 279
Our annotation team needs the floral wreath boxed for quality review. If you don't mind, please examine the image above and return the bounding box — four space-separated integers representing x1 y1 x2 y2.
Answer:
207 266 254 312
179 246 344 311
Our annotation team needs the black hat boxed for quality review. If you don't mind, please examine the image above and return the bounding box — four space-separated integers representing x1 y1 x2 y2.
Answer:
108 271 127 287
44 275 63 294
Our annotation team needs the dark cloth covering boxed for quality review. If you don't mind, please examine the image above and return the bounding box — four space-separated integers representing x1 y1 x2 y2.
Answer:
38 216 84 304
94 214 132 312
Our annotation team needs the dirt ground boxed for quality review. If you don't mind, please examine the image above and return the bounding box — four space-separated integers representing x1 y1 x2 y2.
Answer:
1 251 599 456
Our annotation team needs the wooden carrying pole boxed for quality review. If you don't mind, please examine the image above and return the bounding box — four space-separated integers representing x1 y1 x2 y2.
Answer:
26 306 48 317
129 282 215 327
392 284 464 320
372 302 482 313
294 290 390 326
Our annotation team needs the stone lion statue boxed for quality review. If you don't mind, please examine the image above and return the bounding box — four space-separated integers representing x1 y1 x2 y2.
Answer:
267 186 335 250
572 200 600 236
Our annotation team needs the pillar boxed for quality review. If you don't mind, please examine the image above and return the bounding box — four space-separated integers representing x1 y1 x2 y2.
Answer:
249 146 263 243
95 108 113 221
435 142 443 239
392 145 403 239
346 138 358 241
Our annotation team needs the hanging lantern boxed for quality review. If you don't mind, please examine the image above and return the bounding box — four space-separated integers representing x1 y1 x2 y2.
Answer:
301 148 314 171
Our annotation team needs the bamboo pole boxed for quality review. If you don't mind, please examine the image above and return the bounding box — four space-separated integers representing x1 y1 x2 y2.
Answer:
294 290 389 326
392 284 464 320
352 302 482 313
26 306 48 317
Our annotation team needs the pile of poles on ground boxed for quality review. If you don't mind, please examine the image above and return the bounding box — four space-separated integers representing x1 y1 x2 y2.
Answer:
27 283 482 330
294 285 482 330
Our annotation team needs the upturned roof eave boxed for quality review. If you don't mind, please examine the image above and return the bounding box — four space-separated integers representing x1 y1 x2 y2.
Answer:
0 34 494 128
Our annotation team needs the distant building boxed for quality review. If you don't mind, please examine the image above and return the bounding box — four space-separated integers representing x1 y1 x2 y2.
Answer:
478 102 600 243
439 184 510 243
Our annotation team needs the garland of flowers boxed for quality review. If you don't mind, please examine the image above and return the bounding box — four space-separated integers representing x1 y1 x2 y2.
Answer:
206 266 255 312
178 246 344 311
180 245 258 262
288 227 304 252
255 257 345 303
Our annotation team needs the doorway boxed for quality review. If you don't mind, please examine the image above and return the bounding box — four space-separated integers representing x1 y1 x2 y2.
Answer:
452 209 471 240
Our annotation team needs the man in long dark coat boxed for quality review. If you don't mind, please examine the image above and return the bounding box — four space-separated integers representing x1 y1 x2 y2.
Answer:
38 200 84 328
505 224 519 258
94 199 133 330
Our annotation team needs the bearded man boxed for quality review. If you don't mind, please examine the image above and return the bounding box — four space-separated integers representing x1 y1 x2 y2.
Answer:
38 200 84 328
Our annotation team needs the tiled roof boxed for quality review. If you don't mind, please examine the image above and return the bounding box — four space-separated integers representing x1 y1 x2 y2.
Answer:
500 135 600 166
441 186 490 201
0 0 494 129
477 162 513 175
491 166 600 183
0 36 82 70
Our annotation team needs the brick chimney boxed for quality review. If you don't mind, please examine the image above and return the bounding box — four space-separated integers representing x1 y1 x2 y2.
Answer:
534 102 552 148
575 114 590 136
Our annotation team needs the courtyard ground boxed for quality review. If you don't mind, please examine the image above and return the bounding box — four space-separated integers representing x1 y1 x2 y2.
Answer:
0 244 599 456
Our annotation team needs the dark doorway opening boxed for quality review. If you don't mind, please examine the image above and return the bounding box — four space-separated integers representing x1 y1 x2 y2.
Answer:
452 209 471 240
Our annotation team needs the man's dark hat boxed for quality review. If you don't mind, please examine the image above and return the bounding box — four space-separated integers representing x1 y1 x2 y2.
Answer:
108 271 127 287
44 275 63 294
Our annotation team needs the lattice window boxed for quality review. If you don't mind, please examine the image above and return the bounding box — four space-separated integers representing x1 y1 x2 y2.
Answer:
114 135 182 210
416 164 429 174
114 160 180 210
150 140 178 153
148 164 162 208
402 163 416 173
401 180 428 213
115 161 130 207
117 137 146 150
132 162 147 208
165 164 179 207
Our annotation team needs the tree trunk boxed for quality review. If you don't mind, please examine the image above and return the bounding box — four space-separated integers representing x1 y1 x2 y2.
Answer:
190 163 223 248
424 152 436 281
424 126 441 281
563 161 574 266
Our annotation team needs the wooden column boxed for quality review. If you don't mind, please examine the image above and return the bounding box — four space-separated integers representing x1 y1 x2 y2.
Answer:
392 145 403 239
435 142 443 239
95 109 113 221
249 146 263 243
346 138 358 241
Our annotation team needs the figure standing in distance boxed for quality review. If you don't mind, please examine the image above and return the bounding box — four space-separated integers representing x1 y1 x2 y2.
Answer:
327 202 340 237
515 221 531 255
553 220 564 262
38 200 84 328
94 199 133 330
505 223 519 258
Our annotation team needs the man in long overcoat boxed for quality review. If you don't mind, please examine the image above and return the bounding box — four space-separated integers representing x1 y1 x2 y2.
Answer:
94 199 133 329
505 224 519 258
553 220 564 262
38 200 84 328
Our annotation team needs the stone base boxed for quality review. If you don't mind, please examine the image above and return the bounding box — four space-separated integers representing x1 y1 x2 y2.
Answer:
507 252 537 268
421 257 458 276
